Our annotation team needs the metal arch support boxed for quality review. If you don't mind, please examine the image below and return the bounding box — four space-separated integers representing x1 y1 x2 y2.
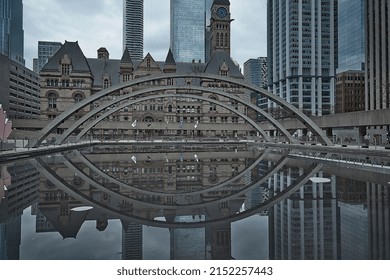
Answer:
52 86 294 145
30 73 332 147
56 85 276 143
75 149 270 197
36 156 323 228
75 93 273 142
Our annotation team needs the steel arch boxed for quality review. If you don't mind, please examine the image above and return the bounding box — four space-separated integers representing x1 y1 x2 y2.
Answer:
31 73 332 147
36 156 323 228
70 87 296 143
68 93 291 144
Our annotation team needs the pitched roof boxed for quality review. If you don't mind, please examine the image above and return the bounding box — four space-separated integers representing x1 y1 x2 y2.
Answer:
41 41 91 73
204 51 243 79
164 49 176 66
87 58 121 86
121 47 133 64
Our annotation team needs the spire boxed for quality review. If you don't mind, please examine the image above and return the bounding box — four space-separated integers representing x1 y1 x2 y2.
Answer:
120 47 134 82
121 46 133 64
163 49 177 73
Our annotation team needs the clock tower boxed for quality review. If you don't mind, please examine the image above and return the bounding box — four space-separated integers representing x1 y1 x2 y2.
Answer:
210 0 232 57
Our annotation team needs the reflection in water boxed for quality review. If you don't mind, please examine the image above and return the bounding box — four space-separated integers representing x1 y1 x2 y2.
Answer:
0 144 390 260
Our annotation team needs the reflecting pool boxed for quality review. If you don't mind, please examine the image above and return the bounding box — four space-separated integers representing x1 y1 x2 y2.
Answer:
1 143 390 260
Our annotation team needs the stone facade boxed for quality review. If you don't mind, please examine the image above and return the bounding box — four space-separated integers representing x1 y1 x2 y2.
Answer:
38 1 256 140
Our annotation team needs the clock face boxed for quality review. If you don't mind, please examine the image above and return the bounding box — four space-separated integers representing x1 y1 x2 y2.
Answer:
216 7 228 18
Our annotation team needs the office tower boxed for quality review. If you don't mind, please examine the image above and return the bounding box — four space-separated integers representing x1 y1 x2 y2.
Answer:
267 1 338 116
338 0 365 72
336 70 365 113
170 216 205 260
36 41 63 72
123 0 143 61
365 0 390 111
0 54 40 119
244 58 268 120
170 0 213 62
244 58 268 89
0 0 24 65
335 0 365 114
268 169 338 260
367 183 390 259
122 221 143 260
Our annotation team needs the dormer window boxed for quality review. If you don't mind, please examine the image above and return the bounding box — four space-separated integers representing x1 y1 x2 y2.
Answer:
219 61 229 76
103 79 110 89
103 74 111 89
220 70 228 76
60 54 72 76
61 64 70 76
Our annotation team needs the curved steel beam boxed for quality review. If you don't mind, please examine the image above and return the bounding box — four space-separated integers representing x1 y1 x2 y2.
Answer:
30 73 332 147
71 89 296 143
76 149 270 197
71 93 281 143
62 152 288 210
36 157 323 228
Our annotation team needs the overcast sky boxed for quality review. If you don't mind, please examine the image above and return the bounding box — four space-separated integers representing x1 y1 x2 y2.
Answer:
23 0 267 70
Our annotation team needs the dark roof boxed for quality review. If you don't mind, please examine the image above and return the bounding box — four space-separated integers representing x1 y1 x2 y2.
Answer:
164 49 176 66
121 47 133 64
41 41 91 73
213 0 230 5
87 58 121 86
204 51 243 79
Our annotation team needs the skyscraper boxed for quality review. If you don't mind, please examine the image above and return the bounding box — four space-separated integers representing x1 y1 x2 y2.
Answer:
36 41 63 72
267 1 338 116
123 0 143 61
365 0 390 111
0 0 24 65
337 0 365 72
244 58 268 119
244 58 268 90
170 0 213 63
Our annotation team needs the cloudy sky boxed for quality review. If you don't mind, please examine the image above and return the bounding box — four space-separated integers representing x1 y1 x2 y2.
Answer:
23 0 267 70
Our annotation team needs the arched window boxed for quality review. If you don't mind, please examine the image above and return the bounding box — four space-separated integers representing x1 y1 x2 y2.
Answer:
48 93 57 109
216 33 220 47
143 116 154 123
74 93 83 103
168 105 173 113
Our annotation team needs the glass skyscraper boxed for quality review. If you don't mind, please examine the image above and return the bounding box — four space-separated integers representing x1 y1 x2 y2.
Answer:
36 41 63 72
337 0 365 72
365 0 390 111
267 0 338 116
170 0 212 63
123 0 143 61
0 0 24 65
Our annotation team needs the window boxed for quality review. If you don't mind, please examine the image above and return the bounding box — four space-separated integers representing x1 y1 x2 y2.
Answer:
61 64 70 76
74 93 83 103
123 74 131 82
103 79 110 89
48 93 57 109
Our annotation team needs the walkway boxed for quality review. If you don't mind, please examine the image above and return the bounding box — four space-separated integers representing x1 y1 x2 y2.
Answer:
1 139 389 164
